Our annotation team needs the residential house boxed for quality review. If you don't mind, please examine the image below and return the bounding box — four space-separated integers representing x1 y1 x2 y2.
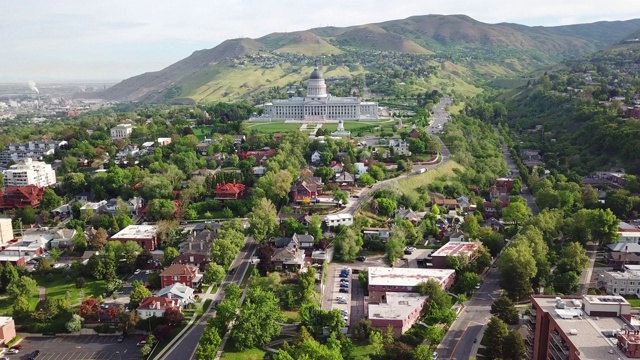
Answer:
75 191 91 202
49 228 77 249
408 124 420 138
519 149 544 167
456 196 471 212
172 253 209 272
482 217 505 232
253 166 267 176
271 242 305 271
334 172 355 185
156 283 195 306
354 163 367 179
311 150 322 164
80 251 98 265
495 178 514 193
311 248 333 265
363 227 392 242
395 208 421 223
115 145 139 160
291 180 321 203
433 198 459 212
448 231 465 242
136 297 181 320
0 186 46 209
299 168 314 179
388 139 411 157
157 138 172 146
196 142 210 155
233 135 246 145
323 214 354 227
160 264 202 288
80 201 107 216
329 161 343 173
214 181 246 200
103 197 143 215
178 229 216 257
293 233 315 250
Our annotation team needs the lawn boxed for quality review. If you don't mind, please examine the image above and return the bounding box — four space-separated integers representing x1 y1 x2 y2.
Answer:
0 275 107 315
351 341 376 358
221 341 266 360
243 121 302 133
282 310 300 324
625 297 640 307
397 160 465 198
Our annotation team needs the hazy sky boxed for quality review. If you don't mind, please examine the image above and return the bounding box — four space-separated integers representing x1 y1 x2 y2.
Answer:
1 0 638 82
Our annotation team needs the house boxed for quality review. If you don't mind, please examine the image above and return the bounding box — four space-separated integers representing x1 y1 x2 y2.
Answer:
311 150 322 164
433 198 459 212
49 228 77 249
408 124 420 138
456 196 471 212
293 233 315 250
160 264 202 288
80 251 99 265
395 208 421 223
363 227 392 242
323 214 353 227
271 242 305 271
75 191 91 202
367 267 456 302
299 168 314 179
0 317 16 344
109 225 159 251
238 149 276 164
136 297 181 320
213 181 246 200
334 172 355 184
495 178 514 193
448 231 465 242
0 185 46 209
253 166 267 176
156 283 195 306
291 180 320 203
196 142 210 155
157 137 172 146
80 201 107 215
311 248 333 265
104 197 143 215
388 139 411 157
354 163 367 179
329 161 343 173
482 217 504 232
368 293 428 338
233 135 246 145
110 124 134 139
172 253 209 272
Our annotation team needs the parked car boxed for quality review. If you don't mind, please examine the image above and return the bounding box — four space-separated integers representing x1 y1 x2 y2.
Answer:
339 273 349 278
339 288 349 293
404 250 413 255
338 299 347 304
475 283 481 289
336 296 346 301
7 349 18 354
145 270 151 275
356 256 366 261
340 283 349 288
137 340 147 347
117 335 125 343
10 346 21 351
340 310 348 316
134 269 141 275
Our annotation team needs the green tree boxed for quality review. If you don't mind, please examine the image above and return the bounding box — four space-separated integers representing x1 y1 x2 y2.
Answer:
146 199 176 221
313 167 335 183
498 241 537 301
41 189 63 211
368 165 385 181
456 272 480 295
13 295 31 318
333 190 348 205
163 246 180 267
376 198 397 217
385 237 405 265
210 239 239 268
308 214 323 242
334 228 361 261
358 173 375 186
256 170 294 204
129 280 152 308
502 201 532 228
247 198 278 243
430 204 441 215
484 316 509 359
230 287 283 350
203 262 226 285
491 296 519 325
66 314 84 332
370 330 384 356
416 280 455 325
503 330 527 360
194 326 222 360
553 271 581 295
7 276 37 301
462 215 480 238
18 207 37 225
137 175 174 200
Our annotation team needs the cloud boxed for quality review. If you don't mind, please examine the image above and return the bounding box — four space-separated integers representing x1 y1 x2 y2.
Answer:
1 0 638 81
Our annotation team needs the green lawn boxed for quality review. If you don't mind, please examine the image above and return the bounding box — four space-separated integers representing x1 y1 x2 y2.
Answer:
351 341 375 358
0 275 107 315
625 297 640 307
397 160 464 198
221 346 266 360
282 310 300 324
243 121 302 133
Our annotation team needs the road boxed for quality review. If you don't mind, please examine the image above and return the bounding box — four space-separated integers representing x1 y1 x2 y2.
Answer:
437 268 503 360
497 131 540 216
159 238 257 360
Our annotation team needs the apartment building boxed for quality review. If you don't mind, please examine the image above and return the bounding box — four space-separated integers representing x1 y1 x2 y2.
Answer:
601 266 640 296
528 295 639 360
3 159 56 187
0 140 67 165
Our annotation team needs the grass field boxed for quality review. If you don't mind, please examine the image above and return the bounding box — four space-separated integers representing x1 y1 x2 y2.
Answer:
397 160 464 198
351 341 376 358
244 121 302 133
625 297 640 307
221 345 266 360
0 276 107 315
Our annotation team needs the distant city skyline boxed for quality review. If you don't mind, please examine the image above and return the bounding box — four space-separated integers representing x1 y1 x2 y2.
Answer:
1 0 639 82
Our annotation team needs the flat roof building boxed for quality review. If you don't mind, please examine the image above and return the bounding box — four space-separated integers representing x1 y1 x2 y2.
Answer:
367 267 455 302
110 123 134 140
430 241 480 269
368 292 428 337
3 158 56 188
529 295 639 359
109 225 158 251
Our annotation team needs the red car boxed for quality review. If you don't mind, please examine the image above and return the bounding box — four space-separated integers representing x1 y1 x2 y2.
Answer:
10 345 22 350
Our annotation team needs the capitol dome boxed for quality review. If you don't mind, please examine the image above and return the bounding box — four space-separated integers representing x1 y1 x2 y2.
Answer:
309 67 324 80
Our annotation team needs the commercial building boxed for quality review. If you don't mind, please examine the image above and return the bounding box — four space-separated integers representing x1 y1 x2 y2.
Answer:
367 267 456 302
109 225 158 251
429 241 480 269
260 67 378 121
528 295 640 360
3 158 56 187
0 317 16 345
368 292 428 337
0 140 67 165
110 124 134 139
160 264 202 289
0 218 13 246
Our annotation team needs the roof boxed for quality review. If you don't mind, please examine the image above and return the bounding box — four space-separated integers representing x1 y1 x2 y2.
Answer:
214 181 246 194
324 213 353 221
110 225 158 240
172 253 208 265
272 247 305 264
293 233 314 244
607 242 640 252
160 264 198 277
138 297 179 310
309 67 323 80
368 267 455 288
368 292 428 321
431 242 479 258
157 283 194 299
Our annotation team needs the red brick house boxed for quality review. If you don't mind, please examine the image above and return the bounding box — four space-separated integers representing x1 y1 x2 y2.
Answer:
160 264 202 288
291 179 322 203
238 149 276 161
408 126 420 139
0 186 45 209
214 181 246 200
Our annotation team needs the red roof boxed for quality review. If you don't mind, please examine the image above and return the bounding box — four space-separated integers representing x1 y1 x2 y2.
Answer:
0 186 46 209
214 181 246 194
138 297 180 310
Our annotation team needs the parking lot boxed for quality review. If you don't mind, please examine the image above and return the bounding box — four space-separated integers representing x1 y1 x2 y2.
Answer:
324 267 353 325
20 335 140 360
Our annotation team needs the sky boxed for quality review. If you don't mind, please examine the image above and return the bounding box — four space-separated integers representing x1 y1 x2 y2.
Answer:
1 0 638 83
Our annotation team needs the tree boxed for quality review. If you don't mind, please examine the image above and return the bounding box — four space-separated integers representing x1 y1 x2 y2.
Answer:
210 239 239 268
119 310 140 333
368 165 385 181
66 314 83 332
385 237 405 265
256 244 275 275
7 276 37 301
553 271 580 295
256 170 293 204
414 345 435 360
606 189 633 218
559 242 590 273
456 272 480 295
195 326 222 360
503 330 527 360
358 173 375 186
18 207 36 225
352 319 373 341
333 190 348 205
78 298 101 321
13 295 31 319
137 175 174 200
129 280 152 308
146 199 176 221
90 228 108 250
73 227 88 252
203 262 226 285
416 280 455 325
247 198 278 243
50 248 62 262
313 167 335 183
230 287 283 350
163 247 180 267
484 316 509 359
491 296 519 325
462 215 480 238
498 241 537 301
163 307 185 326
41 189 63 211
502 201 532 228
376 198 397 217
334 228 361 261
370 330 384 356
308 214 323 242
430 204 441 215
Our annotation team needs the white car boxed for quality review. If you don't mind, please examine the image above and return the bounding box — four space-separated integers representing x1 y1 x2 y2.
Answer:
145 270 151 275
134 269 141 275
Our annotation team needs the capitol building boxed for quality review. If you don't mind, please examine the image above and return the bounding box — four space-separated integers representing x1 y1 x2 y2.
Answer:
260 67 379 121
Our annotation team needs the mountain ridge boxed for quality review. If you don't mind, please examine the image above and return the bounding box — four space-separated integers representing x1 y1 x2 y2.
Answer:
84 14 640 103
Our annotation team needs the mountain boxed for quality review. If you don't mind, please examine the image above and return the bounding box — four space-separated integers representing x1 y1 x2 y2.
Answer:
86 14 640 103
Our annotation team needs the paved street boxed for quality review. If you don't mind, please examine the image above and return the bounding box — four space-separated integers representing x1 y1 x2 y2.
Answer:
160 238 257 360
437 268 502 360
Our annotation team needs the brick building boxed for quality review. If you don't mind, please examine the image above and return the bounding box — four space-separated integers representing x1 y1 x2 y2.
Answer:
109 225 158 251
368 292 428 337
367 267 455 303
160 264 202 289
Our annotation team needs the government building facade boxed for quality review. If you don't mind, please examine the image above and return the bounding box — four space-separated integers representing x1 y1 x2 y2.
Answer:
261 67 378 121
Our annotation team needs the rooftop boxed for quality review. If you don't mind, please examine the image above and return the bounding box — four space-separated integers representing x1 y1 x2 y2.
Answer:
110 225 158 240
532 296 633 360
431 242 479 258
368 292 428 321
368 267 455 288
0 316 13 327
161 264 198 277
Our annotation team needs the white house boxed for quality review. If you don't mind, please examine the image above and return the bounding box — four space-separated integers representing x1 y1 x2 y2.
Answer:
324 214 354 227
354 162 368 179
136 297 181 320
602 267 640 296
156 283 195 307
311 150 322 164
110 124 134 139
388 139 411 157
